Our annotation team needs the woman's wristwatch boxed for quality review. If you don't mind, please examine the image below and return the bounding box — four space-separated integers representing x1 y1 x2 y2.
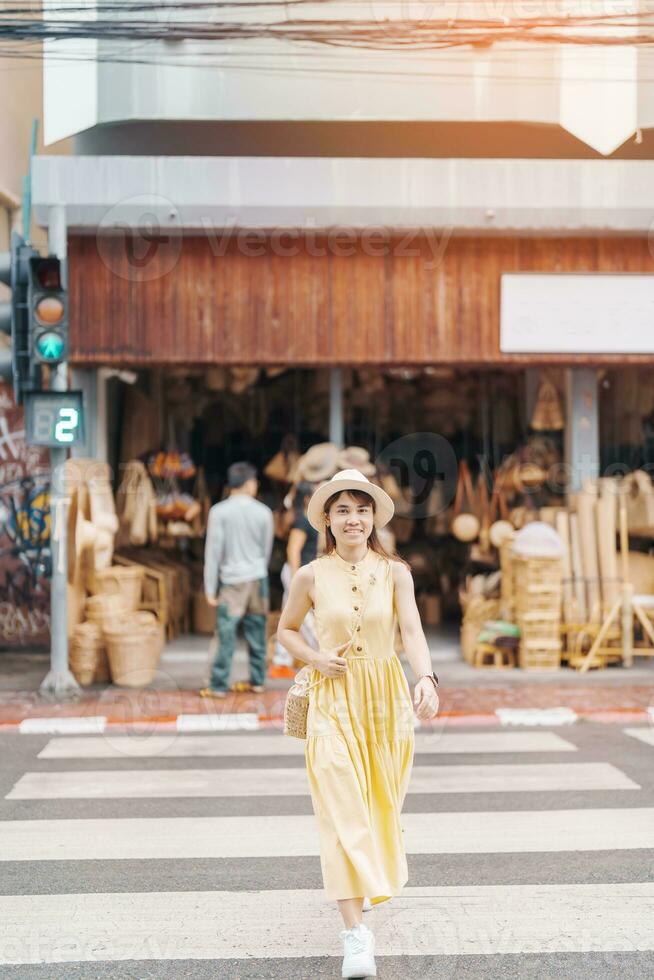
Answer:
418 672 439 690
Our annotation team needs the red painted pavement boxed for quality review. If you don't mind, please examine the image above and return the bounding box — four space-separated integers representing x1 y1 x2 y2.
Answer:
0 682 651 727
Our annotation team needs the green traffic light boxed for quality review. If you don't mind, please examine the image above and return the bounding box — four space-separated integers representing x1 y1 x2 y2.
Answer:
36 330 65 363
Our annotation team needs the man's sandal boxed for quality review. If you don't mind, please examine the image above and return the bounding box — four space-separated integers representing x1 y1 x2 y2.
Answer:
230 681 266 693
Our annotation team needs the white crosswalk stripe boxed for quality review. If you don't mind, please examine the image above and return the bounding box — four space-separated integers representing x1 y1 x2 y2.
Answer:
3 808 654 861
624 727 654 748
1 884 654 965
37 729 579 759
7 761 637 799
1 724 652 972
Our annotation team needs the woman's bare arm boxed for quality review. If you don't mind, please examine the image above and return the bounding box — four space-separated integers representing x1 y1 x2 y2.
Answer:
277 565 321 667
392 561 439 719
392 563 432 678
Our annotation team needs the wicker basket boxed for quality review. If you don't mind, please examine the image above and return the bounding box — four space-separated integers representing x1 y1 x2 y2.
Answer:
283 688 310 739
85 593 129 628
69 622 110 685
103 612 164 687
87 565 144 612
283 666 318 739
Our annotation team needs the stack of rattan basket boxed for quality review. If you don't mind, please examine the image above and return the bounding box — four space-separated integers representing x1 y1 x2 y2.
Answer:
83 584 163 687
69 621 110 685
103 611 164 687
499 540 515 621
85 593 128 628
513 553 563 670
87 565 145 612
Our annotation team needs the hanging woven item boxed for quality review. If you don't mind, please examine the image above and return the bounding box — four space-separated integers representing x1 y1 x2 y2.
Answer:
531 376 565 431
451 461 480 543
116 460 158 547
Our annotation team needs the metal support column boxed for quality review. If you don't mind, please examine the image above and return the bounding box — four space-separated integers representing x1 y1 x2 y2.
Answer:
39 205 80 698
329 367 344 448
565 367 599 495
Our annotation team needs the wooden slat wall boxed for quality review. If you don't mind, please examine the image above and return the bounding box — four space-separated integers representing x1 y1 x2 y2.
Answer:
68 234 654 366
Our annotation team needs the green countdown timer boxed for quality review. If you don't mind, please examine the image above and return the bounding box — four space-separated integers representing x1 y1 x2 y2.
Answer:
24 391 85 447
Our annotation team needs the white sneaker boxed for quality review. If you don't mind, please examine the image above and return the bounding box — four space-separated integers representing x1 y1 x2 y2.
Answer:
340 922 376 978
362 897 373 912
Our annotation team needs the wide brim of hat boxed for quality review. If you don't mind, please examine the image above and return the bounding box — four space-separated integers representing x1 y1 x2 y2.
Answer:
297 446 340 482
307 471 395 531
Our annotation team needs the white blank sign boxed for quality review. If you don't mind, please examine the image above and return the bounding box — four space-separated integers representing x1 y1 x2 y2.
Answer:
500 273 654 353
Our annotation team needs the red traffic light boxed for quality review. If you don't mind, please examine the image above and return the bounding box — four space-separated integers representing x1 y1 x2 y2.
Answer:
34 259 61 291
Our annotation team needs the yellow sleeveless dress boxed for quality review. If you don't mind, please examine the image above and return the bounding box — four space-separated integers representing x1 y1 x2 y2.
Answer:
305 547 415 905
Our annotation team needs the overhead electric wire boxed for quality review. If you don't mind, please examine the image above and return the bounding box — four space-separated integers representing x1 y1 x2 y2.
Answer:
3 39 654 84
1 17 653 50
1 0 654 73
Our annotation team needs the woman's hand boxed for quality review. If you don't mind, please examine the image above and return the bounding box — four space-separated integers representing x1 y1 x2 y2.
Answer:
314 641 351 678
413 677 439 721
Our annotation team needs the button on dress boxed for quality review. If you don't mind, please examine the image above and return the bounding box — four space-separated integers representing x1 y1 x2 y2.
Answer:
305 547 415 905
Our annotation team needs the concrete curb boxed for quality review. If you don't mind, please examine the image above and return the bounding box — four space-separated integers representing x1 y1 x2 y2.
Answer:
0 707 651 733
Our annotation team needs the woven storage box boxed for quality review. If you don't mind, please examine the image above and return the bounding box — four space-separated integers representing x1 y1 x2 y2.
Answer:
103 612 164 687
512 553 563 670
87 565 145 612
70 622 110 685
511 553 563 591
519 645 561 671
514 591 562 616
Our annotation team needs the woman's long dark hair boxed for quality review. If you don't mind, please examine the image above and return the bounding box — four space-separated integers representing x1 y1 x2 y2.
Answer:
322 488 411 568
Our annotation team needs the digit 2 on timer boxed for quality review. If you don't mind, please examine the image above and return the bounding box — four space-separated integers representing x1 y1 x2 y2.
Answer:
24 391 85 448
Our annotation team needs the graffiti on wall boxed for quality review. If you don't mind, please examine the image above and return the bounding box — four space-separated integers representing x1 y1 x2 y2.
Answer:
0 386 51 647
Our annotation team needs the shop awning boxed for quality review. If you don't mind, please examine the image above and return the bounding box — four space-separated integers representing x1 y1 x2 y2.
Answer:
33 156 654 234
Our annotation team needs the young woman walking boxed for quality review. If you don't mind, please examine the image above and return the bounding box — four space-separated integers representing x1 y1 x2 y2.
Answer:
278 469 440 978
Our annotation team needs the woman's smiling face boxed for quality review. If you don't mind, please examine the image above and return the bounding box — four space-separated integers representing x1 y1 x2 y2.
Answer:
326 491 374 543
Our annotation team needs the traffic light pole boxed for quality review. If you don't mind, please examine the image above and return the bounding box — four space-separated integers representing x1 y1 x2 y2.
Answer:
39 206 79 699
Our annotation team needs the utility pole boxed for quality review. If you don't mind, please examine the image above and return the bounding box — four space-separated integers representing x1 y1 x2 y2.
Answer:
39 205 80 698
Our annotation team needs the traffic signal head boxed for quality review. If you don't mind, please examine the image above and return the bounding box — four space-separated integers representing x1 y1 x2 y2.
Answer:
0 231 38 403
28 256 68 367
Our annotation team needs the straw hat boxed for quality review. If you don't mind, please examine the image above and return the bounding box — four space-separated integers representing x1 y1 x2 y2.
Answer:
336 446 376 477
307 469 395 531
297 442 340 482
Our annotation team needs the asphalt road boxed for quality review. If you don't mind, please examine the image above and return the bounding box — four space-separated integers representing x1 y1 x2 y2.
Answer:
0 720 653 979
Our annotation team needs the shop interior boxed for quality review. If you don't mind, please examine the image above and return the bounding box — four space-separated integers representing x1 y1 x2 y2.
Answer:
64 365 654 689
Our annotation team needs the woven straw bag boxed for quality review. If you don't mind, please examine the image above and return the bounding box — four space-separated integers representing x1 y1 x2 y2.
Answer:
283 556 381 739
